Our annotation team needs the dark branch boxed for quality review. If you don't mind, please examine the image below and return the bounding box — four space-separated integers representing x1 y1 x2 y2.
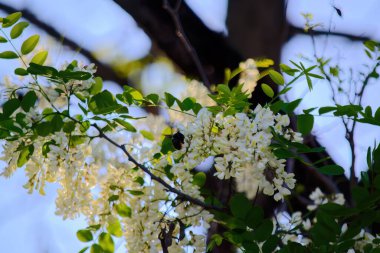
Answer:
92 123 223 212
288 26 371 42
113 0 242 85
163 0 210 87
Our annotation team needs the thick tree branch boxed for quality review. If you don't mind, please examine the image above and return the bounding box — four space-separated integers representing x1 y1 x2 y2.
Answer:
113 0 242 85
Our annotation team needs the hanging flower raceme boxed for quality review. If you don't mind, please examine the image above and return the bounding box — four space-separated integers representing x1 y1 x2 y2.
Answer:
173 104 301 201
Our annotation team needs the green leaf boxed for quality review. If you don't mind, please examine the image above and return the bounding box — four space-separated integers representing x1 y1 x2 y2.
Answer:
280 63 298 76
329 66 339 77
308 73 324 79
367 146 372 169
78 247 89 253
242 242 260 253
230 194 251 219
180 97 195 111
318 165 345 175
88 90 121 115
268 70 285 85
375 107 380 122
0 51 18 59
90 244 103 253
140 130 154 141
306 75 312 91
364 40 377 52
21 91 37 112
192 172 206 187
319 106 336 114
63 121 76 133
0 36 7 43
134 176 144 186
262 235 279 253
130 89 143 101
88 224 101 231
98 232 114 253
51 115 63 132
76 229 93 242
36 122 53 137
59 70 92 80
70 135 87 147
252 219 273 242
164 92 176 108
297 114 314 135
17 145 34 167
2 12 22 28
27 63 58 76
21 34 40 55
90 77 103 95
160 136 175 154
127 190 144 196
30 50 48 65
145 93 160 105
107 218 123 237
14 68 28 76
246 206 264 229
281 99 302 113
261 83 274 98
255 58 274 68
2 98 20 117
10 21 29 39
115 202 131 218
334 104 362 117
114 119 136 132
108 195 119 202
303 107 317 114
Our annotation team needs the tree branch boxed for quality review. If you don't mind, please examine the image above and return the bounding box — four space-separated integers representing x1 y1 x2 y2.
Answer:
162 0 210 87
114 0 242 85
91 123 223 212
288 25 371 42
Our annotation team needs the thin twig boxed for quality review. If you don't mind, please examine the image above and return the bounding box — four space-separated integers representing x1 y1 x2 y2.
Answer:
163 0 210 87
91 123 223 211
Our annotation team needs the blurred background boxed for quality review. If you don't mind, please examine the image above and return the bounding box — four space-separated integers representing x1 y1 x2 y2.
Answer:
0 0 379 252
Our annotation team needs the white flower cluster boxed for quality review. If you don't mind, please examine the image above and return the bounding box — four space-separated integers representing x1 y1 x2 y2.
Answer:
174 105 301 201
345 226 380 252
275 211 311 246
44 62 97 103
0 125 99 219
238 58 259 98
307 187 345 211
271 188 380 252
169 79 215 123
273 188 346 247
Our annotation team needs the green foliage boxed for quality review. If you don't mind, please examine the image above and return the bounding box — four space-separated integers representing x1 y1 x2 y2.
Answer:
2 12 22 28
30 50 48 65
208 84 250 115
261 83 274 98
21 34 40 55
10 21 29 39
76 229 93 242
115 202 132 218
192 172 206 187
297 114 314 135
